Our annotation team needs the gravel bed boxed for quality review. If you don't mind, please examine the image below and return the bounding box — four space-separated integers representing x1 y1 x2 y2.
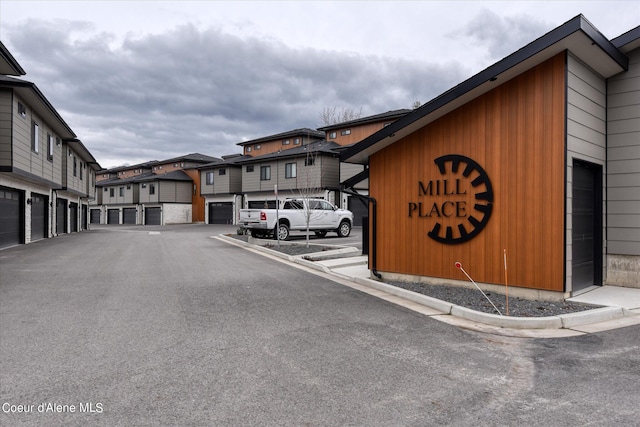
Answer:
228 234 601 317
386 281 600 317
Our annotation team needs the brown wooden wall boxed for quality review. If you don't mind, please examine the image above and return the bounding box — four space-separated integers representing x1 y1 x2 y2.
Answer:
370 53 566 291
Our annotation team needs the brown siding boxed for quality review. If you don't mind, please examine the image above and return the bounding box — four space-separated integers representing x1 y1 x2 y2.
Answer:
370 54 566 291
327 122 390 146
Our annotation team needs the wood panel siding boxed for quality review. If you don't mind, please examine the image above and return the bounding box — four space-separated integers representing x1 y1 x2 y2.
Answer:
370 54 566 291
327 122 391 146
607 48 640 256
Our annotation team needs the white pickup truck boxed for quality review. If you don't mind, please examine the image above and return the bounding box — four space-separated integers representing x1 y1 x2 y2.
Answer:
239 198 354 240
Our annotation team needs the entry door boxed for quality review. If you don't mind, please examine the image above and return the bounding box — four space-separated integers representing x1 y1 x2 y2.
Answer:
31 194 48 240
69 203 78 232
56 198 67 234
572 160 602 292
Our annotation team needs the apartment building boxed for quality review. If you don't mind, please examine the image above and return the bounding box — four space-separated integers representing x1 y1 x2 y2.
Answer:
341 16 640 297
0 41 100 249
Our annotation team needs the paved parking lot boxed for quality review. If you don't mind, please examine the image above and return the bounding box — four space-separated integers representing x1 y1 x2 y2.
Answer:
1 224 638 426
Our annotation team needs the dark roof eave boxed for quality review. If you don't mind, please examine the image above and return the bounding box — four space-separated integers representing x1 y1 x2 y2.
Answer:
340 14 628 164
0 41 26 76
0 76 76 138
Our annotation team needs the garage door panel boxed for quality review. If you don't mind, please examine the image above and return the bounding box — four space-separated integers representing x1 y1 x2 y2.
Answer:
0 188 23 248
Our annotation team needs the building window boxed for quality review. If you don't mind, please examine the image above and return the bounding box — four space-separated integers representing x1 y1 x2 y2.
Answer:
104 188 108 192
293 138 301 145
149 184 155 195
282 139 290 145
80 163 84 180
141 183 147 188
109 188 114 197
260 165 271 181
206 172 214 185
304 157 315 166
73 156 77 177
32 121 39 153
246 165 254 173
285 162 297 179
47 134 54 161
18 102 26 118
341 129 351 136
219 168 226 176
329 132 337 139
255 145 261 150
246 146 252 153
119 187 124 197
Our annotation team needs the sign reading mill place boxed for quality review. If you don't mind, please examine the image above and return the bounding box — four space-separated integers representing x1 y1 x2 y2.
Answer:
407 154 493 245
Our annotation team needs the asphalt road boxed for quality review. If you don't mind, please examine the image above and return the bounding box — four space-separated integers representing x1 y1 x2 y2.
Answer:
1 224 638 426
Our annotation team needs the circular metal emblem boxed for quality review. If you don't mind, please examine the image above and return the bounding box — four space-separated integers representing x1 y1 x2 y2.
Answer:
427 154 493 244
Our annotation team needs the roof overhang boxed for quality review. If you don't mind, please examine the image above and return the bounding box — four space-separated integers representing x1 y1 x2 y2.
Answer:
0 41 26 76
0 77 76 139
340 15 628 165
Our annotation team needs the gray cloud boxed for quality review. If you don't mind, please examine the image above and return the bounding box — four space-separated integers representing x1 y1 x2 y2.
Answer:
4 19 468 167
461 9 553 60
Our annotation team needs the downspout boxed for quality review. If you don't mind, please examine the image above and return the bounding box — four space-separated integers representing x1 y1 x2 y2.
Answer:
341 188 382 280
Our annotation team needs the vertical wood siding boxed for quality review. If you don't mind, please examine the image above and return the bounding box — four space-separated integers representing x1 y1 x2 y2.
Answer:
607 48 640 256
370 54 566 291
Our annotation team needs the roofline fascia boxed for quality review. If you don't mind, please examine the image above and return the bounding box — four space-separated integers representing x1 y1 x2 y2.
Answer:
0 78 77 138
0 41 27 75
340 14 628 163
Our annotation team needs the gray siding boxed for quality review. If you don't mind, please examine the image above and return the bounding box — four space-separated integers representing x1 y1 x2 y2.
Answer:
566 54 608 286
228 167 242 193
320 157 340 188
607 47 640 256
158 181 192 203
241 164 260 192
213 167 230 194
0 89 11 167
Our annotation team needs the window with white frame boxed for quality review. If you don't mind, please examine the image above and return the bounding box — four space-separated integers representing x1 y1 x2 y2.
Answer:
285 162 297 179
32 121 39 153
47 134 54 161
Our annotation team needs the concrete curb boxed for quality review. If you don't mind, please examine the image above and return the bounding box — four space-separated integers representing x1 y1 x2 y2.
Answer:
216 234 635 331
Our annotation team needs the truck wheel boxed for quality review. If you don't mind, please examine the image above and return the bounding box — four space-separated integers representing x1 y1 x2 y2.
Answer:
276 223 290 241
337 220 351 237
314 231 327 238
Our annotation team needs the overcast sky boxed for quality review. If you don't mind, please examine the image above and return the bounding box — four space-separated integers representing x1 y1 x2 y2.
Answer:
1 1 638 168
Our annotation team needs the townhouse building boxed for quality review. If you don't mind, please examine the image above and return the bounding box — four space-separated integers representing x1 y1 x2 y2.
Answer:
0 41 100 250
340 16 640 297
92 153 221 225
197 112 412 226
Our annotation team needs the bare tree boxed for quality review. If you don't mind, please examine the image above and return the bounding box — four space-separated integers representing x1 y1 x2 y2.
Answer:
319 106 363 126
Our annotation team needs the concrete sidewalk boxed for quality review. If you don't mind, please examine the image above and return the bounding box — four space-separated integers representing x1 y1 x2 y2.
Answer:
218 235 640 337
